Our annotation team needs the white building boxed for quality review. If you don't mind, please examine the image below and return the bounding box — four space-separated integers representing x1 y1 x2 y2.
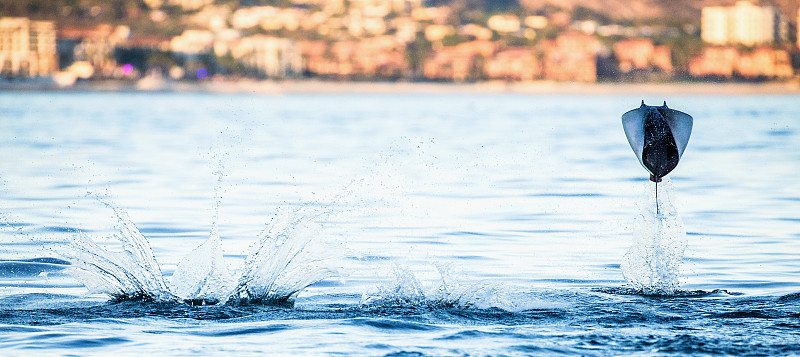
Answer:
232 35 301 78
701 6 729 45
701 1 788 46
171 30 215 56
0 17 57 77
169 0 214 11
145 0 213 11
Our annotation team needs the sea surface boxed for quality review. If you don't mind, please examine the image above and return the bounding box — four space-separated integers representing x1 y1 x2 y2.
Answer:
1 91 799 355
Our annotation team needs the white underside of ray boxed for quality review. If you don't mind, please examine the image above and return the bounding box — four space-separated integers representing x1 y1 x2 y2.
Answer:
661 108 693 157
621 108 646 163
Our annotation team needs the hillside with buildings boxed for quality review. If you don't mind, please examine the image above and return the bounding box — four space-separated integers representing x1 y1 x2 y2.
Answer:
1 0 798 87
518 0 799 22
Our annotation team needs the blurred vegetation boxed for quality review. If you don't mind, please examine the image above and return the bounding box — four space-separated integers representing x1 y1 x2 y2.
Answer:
570 6 610 23
405 36 431 80
0 0 145 21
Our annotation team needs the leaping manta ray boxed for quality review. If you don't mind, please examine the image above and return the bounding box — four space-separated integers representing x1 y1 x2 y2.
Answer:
622 101 693 214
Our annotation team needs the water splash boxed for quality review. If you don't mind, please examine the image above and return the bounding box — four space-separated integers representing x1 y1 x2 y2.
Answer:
227 208 341 305
361 264 426 306
61 197 339 305
170 160 235 304
360 263 506 309
621 178 687 295
170 232 235 304
61 207 177 302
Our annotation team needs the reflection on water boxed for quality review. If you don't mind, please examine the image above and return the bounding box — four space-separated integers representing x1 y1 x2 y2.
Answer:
0 92 799 354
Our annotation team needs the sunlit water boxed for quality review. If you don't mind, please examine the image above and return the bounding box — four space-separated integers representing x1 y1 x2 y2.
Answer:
1 92 798 355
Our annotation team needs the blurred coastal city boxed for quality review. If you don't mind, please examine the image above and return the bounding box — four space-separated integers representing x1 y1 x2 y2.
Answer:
1 0 800 91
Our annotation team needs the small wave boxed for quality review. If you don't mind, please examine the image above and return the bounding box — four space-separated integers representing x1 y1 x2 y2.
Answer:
435 329 526 341
193 324 292 336
360 263 507 310
712 309 786 319
777 292 800 302
0 259 69 278
0 325 43 333
349 318 441 331
383 351 431 357
54 337 132 349
5 333 131 350
594 287 740 298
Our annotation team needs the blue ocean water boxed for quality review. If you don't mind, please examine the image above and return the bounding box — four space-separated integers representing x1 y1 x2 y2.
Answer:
1 91 799 355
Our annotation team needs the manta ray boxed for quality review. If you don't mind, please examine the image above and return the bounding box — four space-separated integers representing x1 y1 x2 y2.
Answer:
622 101 693 183
622 101 693 212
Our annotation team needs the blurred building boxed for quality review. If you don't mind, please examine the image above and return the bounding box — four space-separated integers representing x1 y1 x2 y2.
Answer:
411 7 451 24
689 47 739 77
735 47 792 78
701 1 788 46
231 36 302 78
487 15 521 34
352 36 407 78
145 0 214 11
188 6 231 32
424 25 455 42
0 17 57 78
613 38 672 74
291 0 345 14
171 30 214 56
524 16 548 30
459 24 493 41
484 48 539 81
701 6 729 44
305 36 407 78
170 0 214 11
295 40 329 75
392 17 420 43
58 25 129 78
424 40 496 81
689 46 792 79
391 0 423 14
542 33 601 82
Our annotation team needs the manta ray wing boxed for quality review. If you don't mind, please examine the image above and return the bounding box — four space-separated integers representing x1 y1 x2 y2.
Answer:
659 108 693 158
622 107 646 163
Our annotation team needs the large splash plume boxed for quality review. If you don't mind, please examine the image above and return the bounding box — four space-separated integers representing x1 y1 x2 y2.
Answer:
621 178 687 295
170 160 235 304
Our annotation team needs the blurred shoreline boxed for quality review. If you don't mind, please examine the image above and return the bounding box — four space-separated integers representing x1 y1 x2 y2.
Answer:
2 79 800 95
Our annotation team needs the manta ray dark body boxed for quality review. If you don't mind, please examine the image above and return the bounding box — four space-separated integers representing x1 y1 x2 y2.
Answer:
622 101 693 183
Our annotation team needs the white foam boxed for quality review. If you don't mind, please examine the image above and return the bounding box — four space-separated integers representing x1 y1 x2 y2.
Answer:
360 263 508 309
620 178 687 295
